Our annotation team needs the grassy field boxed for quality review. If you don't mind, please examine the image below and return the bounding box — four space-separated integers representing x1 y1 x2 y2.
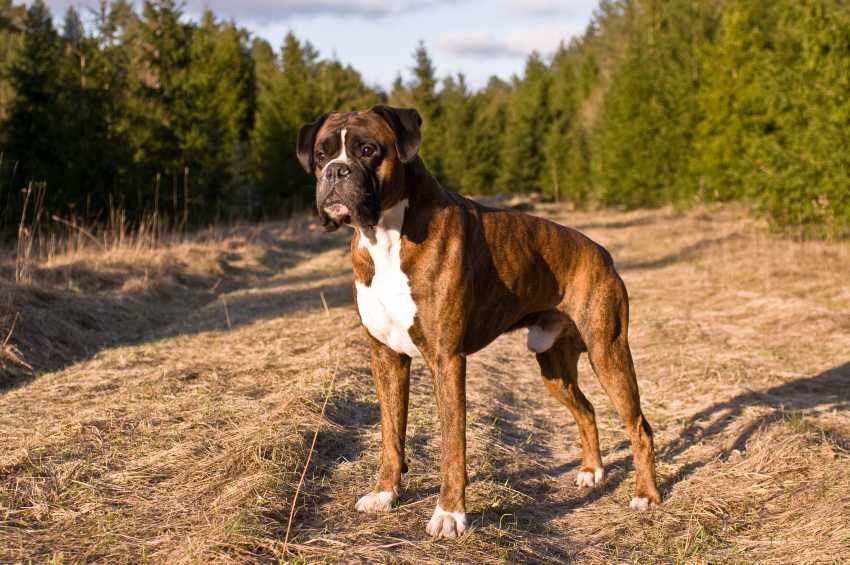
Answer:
1 201 848 564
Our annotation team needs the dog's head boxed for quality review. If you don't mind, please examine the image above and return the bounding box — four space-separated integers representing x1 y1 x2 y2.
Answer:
297 105 422 231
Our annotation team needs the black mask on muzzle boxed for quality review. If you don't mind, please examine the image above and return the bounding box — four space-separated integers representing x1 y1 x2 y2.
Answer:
315 166 380 232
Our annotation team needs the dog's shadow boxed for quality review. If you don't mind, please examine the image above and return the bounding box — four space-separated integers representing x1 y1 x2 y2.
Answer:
285 360 848 554
467 361 850 530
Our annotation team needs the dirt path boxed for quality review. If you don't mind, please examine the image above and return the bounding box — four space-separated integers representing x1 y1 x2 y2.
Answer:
1 204 848 564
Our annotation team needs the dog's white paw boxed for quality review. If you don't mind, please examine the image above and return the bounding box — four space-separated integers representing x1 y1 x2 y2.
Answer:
354 490 396 513
425 505 467 539
575 467 604 488
629 496 652 511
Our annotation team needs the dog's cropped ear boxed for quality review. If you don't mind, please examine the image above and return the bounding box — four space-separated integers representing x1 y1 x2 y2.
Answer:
371 105 422 163
296 113 330 173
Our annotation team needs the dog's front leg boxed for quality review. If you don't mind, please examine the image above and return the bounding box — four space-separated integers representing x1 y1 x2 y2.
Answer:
425 353 468 539
355 335 411 513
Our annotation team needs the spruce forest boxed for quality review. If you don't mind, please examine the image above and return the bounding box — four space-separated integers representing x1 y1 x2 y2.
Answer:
1 0 849 236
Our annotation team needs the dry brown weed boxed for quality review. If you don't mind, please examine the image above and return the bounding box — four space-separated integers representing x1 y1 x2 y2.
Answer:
0 203 848 563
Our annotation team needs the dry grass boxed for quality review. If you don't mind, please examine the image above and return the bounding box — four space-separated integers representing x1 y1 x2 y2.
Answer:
1 201 848 564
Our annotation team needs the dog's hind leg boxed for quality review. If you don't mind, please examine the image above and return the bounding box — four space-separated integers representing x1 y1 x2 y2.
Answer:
583 289 662 509
355 335 411 514
536 336 605 488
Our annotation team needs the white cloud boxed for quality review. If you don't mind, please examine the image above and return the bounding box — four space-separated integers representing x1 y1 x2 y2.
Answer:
437 25 581 60
34 0 455 23
507 0 598 17
438 32 524 59
195 0 446 20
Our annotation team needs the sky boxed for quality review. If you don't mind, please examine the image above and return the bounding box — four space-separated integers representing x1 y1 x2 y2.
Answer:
30 0 599 91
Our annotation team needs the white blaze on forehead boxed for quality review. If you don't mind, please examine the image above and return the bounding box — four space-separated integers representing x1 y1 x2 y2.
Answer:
323 128 349 171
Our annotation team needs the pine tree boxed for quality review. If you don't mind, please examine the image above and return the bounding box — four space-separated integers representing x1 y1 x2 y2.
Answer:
399 43 443 178
439 74 472 192
180 10 255 217
592 0 714 207
465 77 509 194
89 0 138 212
388 74 408 106
780 0 850 236
4 0 63 194
315 58 382 113
732 0 850 235
61 5 83 46
251 33 320 211
127 0 191 211
498 52 550 193
0 0 25 128
251 37 276 88
540 44 579 202
57 5 114 213
691 0 777 204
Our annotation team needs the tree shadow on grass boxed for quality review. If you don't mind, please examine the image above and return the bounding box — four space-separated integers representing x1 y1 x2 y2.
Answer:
0 227 352 391
654 361 850 491
572 211 681 232
617 232 745 272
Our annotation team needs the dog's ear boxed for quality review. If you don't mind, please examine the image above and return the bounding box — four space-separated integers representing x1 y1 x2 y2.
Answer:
296 113 330 173
371 105 422 163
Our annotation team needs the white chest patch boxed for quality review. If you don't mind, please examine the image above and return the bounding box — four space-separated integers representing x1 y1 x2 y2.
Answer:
355 199 420 357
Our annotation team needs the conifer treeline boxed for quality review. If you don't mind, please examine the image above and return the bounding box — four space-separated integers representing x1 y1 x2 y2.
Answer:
1 0 848 235
0 0 382 227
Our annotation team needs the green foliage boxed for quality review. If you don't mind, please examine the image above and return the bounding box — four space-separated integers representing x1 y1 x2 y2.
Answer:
0 0 848 236
438 74 473 192
250 32 317 212
693 0 850 235
179 11 255 217
541 45 582 201
593 0 715 207
692 0 780 203
391 42 444 177
55 4 115 212
129 0 191 183
0 0 382 224
463 77 509 194
497 52 551 193
0 0 25 123
5 1 63 190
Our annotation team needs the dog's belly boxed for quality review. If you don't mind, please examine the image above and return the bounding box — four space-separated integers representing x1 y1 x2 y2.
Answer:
355 275 420 357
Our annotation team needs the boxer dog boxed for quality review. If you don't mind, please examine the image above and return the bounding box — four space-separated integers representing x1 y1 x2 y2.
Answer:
296 106 662 539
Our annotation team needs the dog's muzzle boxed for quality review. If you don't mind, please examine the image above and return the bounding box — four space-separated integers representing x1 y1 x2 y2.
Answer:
316 168 379 232
323 202 351 225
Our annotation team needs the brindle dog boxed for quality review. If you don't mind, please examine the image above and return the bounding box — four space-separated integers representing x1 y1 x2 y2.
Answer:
297 105 662 539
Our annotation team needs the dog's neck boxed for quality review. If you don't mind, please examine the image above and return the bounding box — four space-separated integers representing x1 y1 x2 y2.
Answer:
356 156 444 246
357 198 407 248
403 156 444 206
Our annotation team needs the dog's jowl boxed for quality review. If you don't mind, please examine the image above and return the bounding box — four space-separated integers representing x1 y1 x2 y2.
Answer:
297 106 662 539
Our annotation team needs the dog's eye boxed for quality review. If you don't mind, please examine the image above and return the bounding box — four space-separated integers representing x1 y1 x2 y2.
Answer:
315 151 326 162
360 145 374 158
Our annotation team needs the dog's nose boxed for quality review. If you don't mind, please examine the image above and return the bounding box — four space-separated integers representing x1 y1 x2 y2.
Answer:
325 162 351 182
